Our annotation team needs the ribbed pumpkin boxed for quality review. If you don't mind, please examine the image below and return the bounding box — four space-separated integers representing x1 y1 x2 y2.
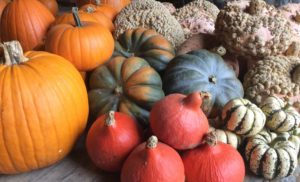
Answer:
121 136 185 182
0 41 89 174
0 0 9 42
45 7 114 71
0 0 55 51
39 0 58 16
221 98 266 137
113 28 175 72
86 111 142 172
260 95 300 132
88 56 165 127
209 127 242 149
245 129 298 179
80 0 118 21
163 50 244 113
77 0 131 12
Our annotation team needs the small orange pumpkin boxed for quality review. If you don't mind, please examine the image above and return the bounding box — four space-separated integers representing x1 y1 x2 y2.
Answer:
0 0 55 51
45 7 114 71
38 0 58 16
0 41 89 174
86 111 142 172
77 0 131 12
80 1 118 21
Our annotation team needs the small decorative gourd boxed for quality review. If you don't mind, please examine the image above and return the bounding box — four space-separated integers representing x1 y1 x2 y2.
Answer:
260 95 300 132
221 98 266 137
209 127 242 149
245 129 298 179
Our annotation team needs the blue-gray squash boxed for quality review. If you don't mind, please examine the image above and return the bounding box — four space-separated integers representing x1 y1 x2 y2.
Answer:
163 50 244 114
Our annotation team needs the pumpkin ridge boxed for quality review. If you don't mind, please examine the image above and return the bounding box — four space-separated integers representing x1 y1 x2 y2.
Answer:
274 149 281 179
258 148 271 176
273 111 288 131
223 105 242 127
19 2 35 51
286 149 297 176
233 108 249 133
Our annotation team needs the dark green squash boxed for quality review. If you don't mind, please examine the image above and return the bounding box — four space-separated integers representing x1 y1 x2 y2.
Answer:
88 56 165 127
113 28 175 72
163 50 244 113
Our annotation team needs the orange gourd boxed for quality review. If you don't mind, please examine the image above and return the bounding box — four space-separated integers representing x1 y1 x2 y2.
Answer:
86 111 142 172
150 92 209 150
0 0 55 51
80 1 118 21
121 136 185 182
0 41 89 174
45 7 114 71
77 0 130 12
38 0 58 16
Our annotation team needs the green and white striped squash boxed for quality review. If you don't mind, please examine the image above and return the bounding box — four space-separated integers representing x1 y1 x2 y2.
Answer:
221 98 266 137
209 127 242 149
245 130 298 179
260 96 300 132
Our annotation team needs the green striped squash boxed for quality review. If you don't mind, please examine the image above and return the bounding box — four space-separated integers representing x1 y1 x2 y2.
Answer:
245 130 298 179
209 127 242 149
221 98 266 137
260 96 300 132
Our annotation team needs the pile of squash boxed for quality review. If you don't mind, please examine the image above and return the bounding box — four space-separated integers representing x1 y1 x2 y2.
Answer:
0 0 300 181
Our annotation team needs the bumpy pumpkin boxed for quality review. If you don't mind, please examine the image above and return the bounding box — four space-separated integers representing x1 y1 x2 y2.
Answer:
88 56 165 126
39 0 58 16
245 129 298 179
80 0 118 20
260 96 300 132
0 41 88 174
45 7 114 71
113 28 175 72
209 126 242 149
0 0 55 51
222 98 266 137
163 50 244 113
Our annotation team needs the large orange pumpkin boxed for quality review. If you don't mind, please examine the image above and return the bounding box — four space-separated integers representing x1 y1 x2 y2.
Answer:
0 0 55 51
80 2 118 21
45 7 114 71
0 0 9 42
77 0 131 12
38 0 58 16
0 41 89 174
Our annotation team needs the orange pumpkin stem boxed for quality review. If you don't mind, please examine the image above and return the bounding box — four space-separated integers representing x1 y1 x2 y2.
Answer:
0 41 28 65
72 7 82 27
147 136 158 149
204 132 218 146
105 111 115 126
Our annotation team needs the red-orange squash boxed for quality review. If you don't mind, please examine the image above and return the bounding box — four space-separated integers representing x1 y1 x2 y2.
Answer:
121 136 185 182
86 111 142 172
77 0 131 12
0 0 55 51
150 92 209 150
182 133 245 182
38 0 58 16
45 7 114 71
0 41 89 174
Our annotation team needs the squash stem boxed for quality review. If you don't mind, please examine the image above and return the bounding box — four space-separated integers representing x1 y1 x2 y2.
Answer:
95 0 101 6
72 7 82 27
205 132 218 146
86 6 95 13
105 111 115 126
147 136 158 149
0 41 28 65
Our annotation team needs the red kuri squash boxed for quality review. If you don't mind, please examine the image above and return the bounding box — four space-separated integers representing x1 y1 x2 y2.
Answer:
150 92 209 150
0 0 55 51
182 132 245 182
121 136 185 182
86 111 142 172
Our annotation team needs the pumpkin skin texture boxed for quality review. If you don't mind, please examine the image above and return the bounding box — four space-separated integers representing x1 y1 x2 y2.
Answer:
163 50 244 112
113 28 175 72
260 96 300 132
88 56 165 127
0 0 9 42
80 3 118 21
182 133 245 182
0 41 89 174
0 0 55 51
221 98 266 137
245 130 298 179
45 8 114 71
150 92 209 150
86 111 142 172
121 136 185 182
77 0 131 12
38 0 58 16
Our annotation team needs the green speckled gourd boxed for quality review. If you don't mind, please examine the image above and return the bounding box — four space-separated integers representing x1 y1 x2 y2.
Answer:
113 28 175 72
260 96 300 132
222 98 266 137
88 56 165 126
209 127 242 149
245 130 298 179
163 50 244 112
